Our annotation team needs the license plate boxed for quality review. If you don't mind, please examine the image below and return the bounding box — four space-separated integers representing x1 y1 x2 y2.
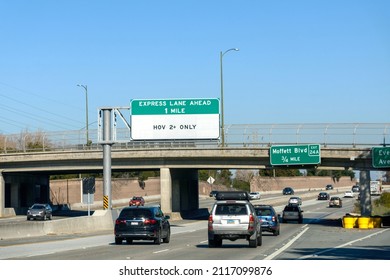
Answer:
131 222 138 225
227 219 236 224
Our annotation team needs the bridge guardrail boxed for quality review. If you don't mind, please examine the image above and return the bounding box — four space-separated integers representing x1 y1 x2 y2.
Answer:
1 123 389 153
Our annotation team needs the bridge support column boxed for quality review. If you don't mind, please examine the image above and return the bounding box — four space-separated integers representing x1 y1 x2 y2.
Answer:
0 171 4 217
171 169 199 213
160 168 172 215
359 170 371 217
160 168 199 218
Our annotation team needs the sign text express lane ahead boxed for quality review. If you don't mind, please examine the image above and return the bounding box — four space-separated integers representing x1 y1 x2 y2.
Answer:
130 98 220 140
270 144 321 166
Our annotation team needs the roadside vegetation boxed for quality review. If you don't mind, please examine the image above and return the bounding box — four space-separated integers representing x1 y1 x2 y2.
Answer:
353 191 390 216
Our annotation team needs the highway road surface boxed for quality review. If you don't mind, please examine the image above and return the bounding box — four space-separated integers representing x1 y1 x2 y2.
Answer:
1 193 389 260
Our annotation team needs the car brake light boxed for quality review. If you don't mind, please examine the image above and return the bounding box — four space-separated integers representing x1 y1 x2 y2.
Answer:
208 215 213 230
115 219 126 225
143 219 157 225
248 214 255 231
272 216 276 222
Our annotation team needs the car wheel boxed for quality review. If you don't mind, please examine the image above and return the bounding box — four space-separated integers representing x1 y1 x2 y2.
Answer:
49 214 52 220
298 218 303 224
162 228 170 243
208 238 216 248
126 239 133 244
154 230 161 245
215 239 222 247
214 236 222 247
249 238 257 248
43 215 46 221
273 229 280 236
115 238 123 245
27 216 30 221
257 233 262 246
249 232 258 248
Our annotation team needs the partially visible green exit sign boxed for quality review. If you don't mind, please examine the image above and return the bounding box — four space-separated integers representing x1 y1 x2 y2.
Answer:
270 144 321 166
372 147 390 168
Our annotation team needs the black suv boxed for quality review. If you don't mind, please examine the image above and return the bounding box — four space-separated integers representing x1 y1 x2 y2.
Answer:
208 191 262 248
114 205 170 245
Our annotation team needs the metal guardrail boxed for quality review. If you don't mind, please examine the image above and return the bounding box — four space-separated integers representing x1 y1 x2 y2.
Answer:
1 123 389 153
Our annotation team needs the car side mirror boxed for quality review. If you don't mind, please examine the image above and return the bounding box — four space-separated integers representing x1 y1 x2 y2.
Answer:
165 215 170 220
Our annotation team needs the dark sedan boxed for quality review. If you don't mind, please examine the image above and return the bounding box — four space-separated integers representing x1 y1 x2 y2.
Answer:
318 192 330 200
282 187 295 195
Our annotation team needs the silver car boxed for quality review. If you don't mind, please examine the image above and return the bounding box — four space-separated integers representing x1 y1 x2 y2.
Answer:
208 191 262 248
288 196 302 205
27 203 53 220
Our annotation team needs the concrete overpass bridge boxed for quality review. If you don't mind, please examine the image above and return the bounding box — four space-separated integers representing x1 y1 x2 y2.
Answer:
1 123 389 217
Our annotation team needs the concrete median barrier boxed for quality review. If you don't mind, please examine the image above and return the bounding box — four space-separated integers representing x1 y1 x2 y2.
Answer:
43 210 118 235
0 220 46 240
0 209 120 240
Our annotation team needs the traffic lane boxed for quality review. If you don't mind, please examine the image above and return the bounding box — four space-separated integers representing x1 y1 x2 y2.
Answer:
6 201 381 261
1 220 207 259
6 217 309 260
270 197 390 260
274 224 390 260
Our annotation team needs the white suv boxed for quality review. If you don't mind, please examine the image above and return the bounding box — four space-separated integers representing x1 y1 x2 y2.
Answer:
208 191 262 248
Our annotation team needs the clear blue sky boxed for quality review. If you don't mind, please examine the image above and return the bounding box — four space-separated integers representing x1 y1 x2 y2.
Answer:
0 0 389 134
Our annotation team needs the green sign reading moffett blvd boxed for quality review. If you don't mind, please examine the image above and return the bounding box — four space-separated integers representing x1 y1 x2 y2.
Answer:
270 144 321 166
372 147 390 168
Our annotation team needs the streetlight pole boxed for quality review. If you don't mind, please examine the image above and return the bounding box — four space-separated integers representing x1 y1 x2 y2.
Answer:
220 48 239 147
77 84 89 146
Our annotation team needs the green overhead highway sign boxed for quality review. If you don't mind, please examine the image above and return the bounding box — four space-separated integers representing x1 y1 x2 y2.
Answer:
372 147 390 168
270 144 321 166
130 98 220 140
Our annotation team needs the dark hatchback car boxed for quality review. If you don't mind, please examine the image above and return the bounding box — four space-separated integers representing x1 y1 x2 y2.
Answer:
282 187 295 195
27 203 53 221
114 205 170 245
325 184 334 190
254 205 280 236
318 192 330 200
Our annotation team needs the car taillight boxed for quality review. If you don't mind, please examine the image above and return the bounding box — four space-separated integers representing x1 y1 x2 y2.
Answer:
143 219 157 225
115 219 126 225
272 216 276 222
208 215 213 230
248 214 255 231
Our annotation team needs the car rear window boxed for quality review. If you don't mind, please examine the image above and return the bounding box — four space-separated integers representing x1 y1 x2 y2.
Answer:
255 208 272 216
284 206 298 211
215 204 248 215
119 209 152 219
